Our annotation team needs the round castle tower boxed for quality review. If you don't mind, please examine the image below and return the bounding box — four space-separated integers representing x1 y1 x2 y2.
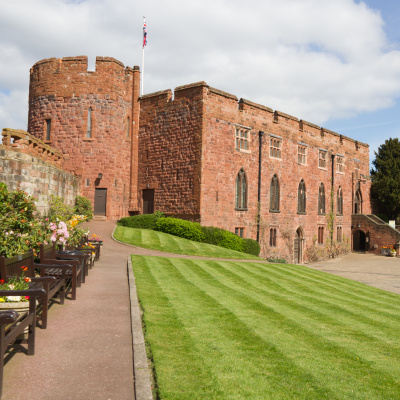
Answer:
28 56 140 219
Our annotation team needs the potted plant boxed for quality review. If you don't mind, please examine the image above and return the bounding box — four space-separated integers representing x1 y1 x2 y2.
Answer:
390 248 397 257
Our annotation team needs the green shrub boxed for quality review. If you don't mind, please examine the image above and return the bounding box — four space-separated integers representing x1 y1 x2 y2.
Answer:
117 212 165 230
267 257 287 264
74 196 93 220
155 217 205 242
243 238 260 256
201 226 227 246
201 226 245 252
49 195 74 221
0 183 49 258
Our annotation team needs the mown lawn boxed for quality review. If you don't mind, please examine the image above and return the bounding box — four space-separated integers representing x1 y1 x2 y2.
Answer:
114 225 262 260
132 255 400 400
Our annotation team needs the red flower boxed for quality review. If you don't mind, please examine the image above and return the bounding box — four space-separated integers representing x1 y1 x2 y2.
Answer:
21 266 28 272
0 279 4 284
25 296 30 300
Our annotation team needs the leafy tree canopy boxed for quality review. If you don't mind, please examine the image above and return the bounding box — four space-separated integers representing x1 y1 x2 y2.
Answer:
370 138 400 219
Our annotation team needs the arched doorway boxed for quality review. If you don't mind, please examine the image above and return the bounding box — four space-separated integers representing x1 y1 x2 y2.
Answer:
353 230 366 251
294 227 304 263
354 189 362 214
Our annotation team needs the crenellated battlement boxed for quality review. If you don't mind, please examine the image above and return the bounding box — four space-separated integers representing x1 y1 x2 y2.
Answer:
140 81 368 153
30 56 135 77
29 56 139 100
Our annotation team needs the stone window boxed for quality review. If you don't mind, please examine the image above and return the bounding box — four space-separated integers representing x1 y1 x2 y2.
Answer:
337 226 342 243
235 128 250 151
318 149 327 169
85 178 90 187
270 137 282 159
269 174 280 212
235 227 244 238
87 107 92 139
297 144 307 165
298 179 306 214
318 226 324 244
337 155 345 173
269 228 277 247
126 116 130 139
337 186 343 215
318 183 325 215
45 119 51 141
235 168 247 210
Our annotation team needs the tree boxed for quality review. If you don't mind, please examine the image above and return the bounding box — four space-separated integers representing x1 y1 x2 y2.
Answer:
370 138 400 220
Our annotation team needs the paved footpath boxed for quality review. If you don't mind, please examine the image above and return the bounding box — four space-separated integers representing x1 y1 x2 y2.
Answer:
308 252 400 295
3 220 136 400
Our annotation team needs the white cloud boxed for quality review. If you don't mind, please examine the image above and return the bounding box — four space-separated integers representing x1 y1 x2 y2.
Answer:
1 0 400 130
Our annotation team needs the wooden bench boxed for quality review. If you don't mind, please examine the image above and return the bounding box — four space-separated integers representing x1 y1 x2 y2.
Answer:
0 251 69 329
40 244 83 300
0 289 46 398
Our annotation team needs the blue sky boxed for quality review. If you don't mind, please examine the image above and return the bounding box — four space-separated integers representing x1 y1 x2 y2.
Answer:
326 0 400 164
1 0 400 169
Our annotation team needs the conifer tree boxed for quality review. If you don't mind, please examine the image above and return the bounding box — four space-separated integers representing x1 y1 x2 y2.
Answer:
370 138 400 219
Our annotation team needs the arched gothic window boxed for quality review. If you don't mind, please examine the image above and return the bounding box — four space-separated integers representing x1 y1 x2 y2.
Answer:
86 107 92 138
270 174 280 212
318 183 325 214
355 189 362 214
298 179 306 213
337 186 343 215
235 168 247 209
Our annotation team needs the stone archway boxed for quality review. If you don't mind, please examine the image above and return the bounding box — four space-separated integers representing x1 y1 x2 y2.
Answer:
353 230 366 251
294 227 304 263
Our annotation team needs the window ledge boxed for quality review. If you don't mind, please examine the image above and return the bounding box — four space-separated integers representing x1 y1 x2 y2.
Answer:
318 213 326 216
83 138 95 141
235 208 248 212
269 210 280 213
235 148 251 154
297 212 307 215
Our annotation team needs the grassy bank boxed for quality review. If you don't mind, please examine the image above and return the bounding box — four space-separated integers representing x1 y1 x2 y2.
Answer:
114 225 262 260
132 255 400 400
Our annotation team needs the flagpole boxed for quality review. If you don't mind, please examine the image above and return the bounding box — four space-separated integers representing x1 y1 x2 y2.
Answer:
141 16 146 96
141 45 144 96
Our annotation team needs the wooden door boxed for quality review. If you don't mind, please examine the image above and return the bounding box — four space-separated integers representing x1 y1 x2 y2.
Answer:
94 188 107 215
142 189 154 214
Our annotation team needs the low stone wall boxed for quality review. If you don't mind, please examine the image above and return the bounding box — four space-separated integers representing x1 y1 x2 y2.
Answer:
0 130 81 216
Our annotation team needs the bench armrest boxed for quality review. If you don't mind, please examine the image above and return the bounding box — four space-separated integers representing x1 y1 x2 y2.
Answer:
0 310 19 324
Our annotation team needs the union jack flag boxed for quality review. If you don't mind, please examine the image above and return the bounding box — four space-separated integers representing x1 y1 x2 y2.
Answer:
143 18 147 48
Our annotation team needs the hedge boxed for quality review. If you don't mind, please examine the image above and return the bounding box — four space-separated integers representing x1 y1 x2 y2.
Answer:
154 217 205 242
202 226 245 252
243 238 261 256
117 212 164 230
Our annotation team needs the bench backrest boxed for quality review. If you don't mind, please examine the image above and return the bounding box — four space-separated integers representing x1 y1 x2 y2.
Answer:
0 251 35 281
40 243 56 262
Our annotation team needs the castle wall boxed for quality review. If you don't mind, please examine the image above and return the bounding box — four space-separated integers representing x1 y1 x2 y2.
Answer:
138 83 205 219
28 56 140 219
199 86 371 261
0 129 80 216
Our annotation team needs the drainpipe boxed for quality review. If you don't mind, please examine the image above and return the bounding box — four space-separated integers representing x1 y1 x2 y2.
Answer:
331 153 335 242
257 131 264 242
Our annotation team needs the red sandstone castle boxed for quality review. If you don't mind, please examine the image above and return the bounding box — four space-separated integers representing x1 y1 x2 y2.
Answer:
27 55 399 261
